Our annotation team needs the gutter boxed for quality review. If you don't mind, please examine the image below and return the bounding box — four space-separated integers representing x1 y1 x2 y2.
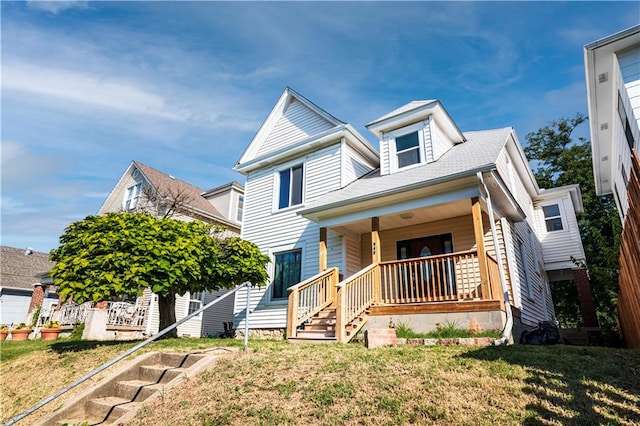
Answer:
477 172 513 345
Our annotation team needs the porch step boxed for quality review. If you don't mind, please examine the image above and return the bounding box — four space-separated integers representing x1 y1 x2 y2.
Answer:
37 349 235 425
288 336 337 344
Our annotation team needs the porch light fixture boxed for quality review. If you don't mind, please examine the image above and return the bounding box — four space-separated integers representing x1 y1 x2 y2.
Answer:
399 212 414 220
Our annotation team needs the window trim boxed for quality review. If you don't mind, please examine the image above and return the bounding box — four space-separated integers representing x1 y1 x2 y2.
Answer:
387 122 426 172
273 161 305 212
540 202 565 233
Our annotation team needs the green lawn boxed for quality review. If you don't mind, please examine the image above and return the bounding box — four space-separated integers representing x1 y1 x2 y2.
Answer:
1 338 639 425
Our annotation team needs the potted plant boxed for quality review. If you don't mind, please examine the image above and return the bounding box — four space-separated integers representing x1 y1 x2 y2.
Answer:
0 324 8 340
41 321 62 340
10 323 33 341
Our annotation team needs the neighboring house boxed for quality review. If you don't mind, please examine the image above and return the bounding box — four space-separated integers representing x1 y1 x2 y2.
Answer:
584 25 640 348
0 246 57 326
98 161 244 337
232 87 589 343
585 25 640 220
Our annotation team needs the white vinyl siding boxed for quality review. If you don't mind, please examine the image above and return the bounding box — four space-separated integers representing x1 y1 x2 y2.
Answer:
200 289 236 337
342 143 375 186
429 118 455 161
510 222 552 327
235 144 344 329
257 99 335 157
380 137 391 176
145 291 202 338
326 230 344 272
533 194 585 271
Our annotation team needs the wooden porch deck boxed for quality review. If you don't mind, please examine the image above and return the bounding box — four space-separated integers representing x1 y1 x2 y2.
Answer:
287 250 505 343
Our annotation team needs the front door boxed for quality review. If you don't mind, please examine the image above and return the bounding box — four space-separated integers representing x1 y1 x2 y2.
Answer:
396 233 456 298
397 233 453 259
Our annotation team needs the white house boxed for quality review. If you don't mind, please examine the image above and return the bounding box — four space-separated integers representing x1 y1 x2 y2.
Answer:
98 161 243 338
584 25 640 348
585 25 640 220
232 88 588 343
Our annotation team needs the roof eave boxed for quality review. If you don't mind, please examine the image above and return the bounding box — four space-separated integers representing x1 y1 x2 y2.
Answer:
299 164 497 221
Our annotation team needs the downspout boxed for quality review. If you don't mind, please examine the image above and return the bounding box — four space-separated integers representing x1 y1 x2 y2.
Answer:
476 171 513 345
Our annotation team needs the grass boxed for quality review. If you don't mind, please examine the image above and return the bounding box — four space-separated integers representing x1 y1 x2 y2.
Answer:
394 321 502 339
1 338 639 425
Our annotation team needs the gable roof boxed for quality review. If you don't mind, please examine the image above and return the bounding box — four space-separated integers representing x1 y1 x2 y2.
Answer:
366 100 466 144
202 181 244 198
235 87 378 174
300 127 513 216
1 246 54 291
133 161 225 218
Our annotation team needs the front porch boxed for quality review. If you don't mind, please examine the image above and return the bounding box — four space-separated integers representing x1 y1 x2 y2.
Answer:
287 249 506 343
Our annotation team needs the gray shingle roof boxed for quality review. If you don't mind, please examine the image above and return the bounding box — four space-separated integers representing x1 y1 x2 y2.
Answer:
303 127 512 211
134 162 225 218
1 246 54 290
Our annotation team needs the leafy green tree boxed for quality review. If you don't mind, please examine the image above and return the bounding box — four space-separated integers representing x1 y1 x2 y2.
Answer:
50 212 269 338
525 114 621 331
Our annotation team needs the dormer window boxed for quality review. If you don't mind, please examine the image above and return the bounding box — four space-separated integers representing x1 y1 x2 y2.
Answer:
388 122 427 172
396 131 421 168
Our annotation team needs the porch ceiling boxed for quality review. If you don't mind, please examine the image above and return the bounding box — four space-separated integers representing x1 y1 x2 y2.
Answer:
329 198 472 235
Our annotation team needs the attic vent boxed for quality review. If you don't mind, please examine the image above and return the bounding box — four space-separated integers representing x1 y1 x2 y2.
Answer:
598 72 608 83
169 175 176 180
600 123 608 131
132 169 141 179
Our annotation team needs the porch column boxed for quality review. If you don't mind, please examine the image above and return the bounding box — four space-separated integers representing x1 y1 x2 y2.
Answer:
471 197 491 299
319 227 328 272
371 217 381 264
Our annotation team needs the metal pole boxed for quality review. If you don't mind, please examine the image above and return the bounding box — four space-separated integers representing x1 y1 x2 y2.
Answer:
243 283 251 351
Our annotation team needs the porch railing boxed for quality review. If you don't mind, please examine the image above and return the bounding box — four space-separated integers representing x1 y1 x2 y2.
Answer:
287 267 339 339
335 263 378 342
106 299 150 328
379 250 484 304
59 302 94 326
286 249 504 342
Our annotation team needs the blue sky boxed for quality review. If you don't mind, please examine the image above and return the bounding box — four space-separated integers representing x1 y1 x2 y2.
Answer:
1 1 638 253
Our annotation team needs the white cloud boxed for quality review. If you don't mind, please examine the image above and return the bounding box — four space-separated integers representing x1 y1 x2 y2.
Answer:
0 196 39 215
26 1 89 15
3 62 188 121
0 140 63 188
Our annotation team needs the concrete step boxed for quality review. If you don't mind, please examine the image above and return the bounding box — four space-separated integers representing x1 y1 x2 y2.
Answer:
297 330 336 338
86 396 130 420
288 336 337 344
112 379 156 401
37 350 234 426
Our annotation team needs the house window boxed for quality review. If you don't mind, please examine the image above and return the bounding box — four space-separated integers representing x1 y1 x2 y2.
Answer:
124 182 142 211
188 292 203 316
236 195 244 222
278 164 304 209
618 92 636 151
395 131 421 168
542 204 563 232
272 249 302 300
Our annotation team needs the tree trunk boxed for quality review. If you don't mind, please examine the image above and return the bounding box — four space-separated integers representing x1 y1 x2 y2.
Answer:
157 290 178 339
